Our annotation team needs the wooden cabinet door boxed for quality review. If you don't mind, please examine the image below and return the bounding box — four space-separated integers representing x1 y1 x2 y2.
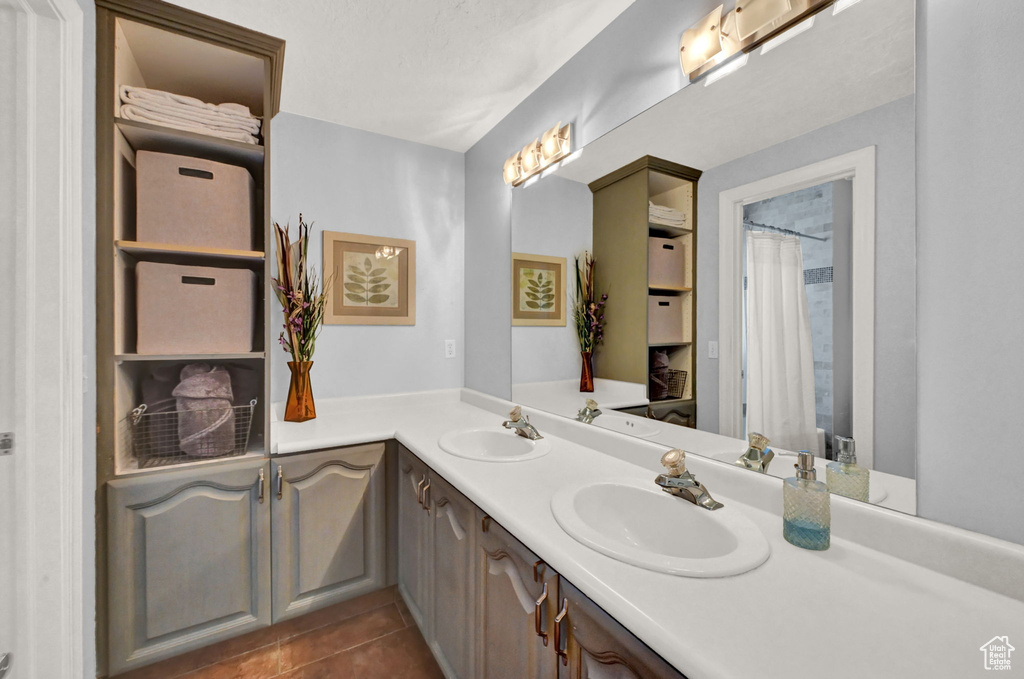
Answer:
397 446 431 633
476 517 558 679
429 476 476 678
271 443 386 623
557 578 685 679
106 458 272 675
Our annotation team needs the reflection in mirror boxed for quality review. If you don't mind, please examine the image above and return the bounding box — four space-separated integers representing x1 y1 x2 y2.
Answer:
510 0 916 514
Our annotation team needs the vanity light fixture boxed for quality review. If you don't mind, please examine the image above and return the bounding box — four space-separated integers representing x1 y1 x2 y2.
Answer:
832 0 862 14
502 123 573 187
734 0 792 40
679 5 725 77
704 52 748 86
759 15 814 55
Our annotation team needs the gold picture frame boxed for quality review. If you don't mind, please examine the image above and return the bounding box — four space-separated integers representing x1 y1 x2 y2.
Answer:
511 253 566 327
323 231 416 325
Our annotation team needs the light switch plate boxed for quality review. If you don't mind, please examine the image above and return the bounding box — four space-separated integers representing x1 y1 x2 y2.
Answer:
445 340 457 359
708 341 719 359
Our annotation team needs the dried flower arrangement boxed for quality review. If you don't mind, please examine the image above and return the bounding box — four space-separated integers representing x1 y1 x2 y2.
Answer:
572 251 608 354
272 214 332 364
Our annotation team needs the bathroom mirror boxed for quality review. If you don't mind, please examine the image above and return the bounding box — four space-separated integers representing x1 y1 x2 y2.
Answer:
510 0 917 513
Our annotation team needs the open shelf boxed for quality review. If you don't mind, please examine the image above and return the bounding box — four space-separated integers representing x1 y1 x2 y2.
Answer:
648 222 692 238
115 118 264 177
648 285 692 293
649 342 691 348
115 352 265 362
117 240 265 264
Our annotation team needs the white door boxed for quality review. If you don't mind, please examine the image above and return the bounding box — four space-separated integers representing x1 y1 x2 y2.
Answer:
0 1 85 677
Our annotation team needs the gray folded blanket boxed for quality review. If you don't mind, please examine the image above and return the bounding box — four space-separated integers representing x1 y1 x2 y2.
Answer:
172 363 236 457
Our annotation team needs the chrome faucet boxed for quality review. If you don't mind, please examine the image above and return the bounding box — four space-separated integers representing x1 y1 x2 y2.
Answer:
655 449 723 510
735 432 774 473
575 399 602 424
503 406 543 441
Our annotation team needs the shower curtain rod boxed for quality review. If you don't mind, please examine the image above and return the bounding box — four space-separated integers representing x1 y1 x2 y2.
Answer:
743 220 829 242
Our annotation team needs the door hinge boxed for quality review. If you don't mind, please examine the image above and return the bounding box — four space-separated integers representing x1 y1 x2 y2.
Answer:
0 433 13 456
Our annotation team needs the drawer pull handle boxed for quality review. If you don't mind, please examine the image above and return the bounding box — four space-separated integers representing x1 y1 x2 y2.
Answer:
178 167 214 180
422 481 431 510
534 582 549 646
257 468 265 504
554 598 569 665
416 476 426 505
481 515 492 532
276 466 284 500
181 276 216 286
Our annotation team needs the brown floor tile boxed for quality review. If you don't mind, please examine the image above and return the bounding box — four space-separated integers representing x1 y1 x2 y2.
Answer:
274 586 398 641
179 643 279 679
279 604 405 672
348 627 444 679
395 595 412 628
276 650 357 679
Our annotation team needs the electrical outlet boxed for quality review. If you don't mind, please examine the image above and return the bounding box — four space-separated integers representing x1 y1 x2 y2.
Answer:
708 341 719 359
445 340 457 359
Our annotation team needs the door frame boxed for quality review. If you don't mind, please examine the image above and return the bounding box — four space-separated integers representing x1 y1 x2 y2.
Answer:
718 147 875 466
1 0 87 676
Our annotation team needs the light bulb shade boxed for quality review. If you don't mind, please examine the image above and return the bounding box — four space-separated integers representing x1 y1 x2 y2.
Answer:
503 153 522 185
734 0 792 40
541 122 571 163
679 5 724 77
719 9 742 57
520 139 543 174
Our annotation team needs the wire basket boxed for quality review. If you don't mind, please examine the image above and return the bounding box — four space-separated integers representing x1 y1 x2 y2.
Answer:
650 369 687 401
122 399 258 469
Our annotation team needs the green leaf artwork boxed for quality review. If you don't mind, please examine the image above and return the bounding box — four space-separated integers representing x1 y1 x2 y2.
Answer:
520 268 555 311
343 252 399 308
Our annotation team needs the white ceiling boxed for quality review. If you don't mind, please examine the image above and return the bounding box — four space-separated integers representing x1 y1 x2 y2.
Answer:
554 0 915 184
165 0 636 152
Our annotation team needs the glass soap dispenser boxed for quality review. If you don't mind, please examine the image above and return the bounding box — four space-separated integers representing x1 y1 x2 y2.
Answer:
826 435 869 502
783 451 831 550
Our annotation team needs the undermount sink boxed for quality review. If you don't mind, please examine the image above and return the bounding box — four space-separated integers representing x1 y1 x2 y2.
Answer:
551 479 770 577
594 413 660 438
438 428 551 462
713 452 888 504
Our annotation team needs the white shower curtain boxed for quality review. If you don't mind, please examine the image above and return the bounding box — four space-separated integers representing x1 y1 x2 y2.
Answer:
745 232 818 454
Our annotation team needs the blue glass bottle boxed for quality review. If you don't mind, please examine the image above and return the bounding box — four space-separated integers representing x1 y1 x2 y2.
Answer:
783 451 830 550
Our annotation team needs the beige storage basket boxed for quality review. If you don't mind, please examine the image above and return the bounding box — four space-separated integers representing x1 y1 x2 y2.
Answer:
648 237 686 289
136 262 255 354
136 150 255 250
648 295 685 345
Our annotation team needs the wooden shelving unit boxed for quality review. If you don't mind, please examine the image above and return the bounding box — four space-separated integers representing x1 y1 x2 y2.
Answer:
96 0 285 481
590 156 701 425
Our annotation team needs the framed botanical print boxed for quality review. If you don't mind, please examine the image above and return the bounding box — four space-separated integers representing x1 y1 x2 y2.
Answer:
511 252 566 326
323 231 416 325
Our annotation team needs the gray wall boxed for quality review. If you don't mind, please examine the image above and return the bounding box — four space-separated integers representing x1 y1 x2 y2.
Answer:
698 95 917 479
466 0 717 397
511 176 593 384
270 113 465 402
917 2 1024 544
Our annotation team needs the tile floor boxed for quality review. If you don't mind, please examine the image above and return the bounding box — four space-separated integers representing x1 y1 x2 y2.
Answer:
114 586 444 679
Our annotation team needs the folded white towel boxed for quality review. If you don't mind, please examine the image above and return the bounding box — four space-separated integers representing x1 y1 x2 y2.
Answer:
120 85 258 122
120 105 259 145
649 201 688 226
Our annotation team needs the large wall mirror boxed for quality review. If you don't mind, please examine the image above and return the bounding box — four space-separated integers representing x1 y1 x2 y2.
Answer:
510 0 917 513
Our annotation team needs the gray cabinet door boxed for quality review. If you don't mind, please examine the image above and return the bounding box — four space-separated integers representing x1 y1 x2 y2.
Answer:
271 443 386 623
106 458 272 675
476 518 558 679
557 577 685 679
429 475 476 678
398 447 431 633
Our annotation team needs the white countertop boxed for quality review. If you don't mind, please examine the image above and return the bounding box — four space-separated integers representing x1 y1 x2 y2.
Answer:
512 377 649 412
272 389 1024 679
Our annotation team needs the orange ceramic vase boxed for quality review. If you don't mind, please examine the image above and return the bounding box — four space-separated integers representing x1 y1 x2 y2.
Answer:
580 351 595 393
285 361 317 422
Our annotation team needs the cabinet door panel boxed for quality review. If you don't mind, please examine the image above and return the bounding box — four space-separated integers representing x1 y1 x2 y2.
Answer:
398 447 430 631
477 519 557 679
107 459 271 675
558 578 684 679
430 477 476 678
272 443 386 622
